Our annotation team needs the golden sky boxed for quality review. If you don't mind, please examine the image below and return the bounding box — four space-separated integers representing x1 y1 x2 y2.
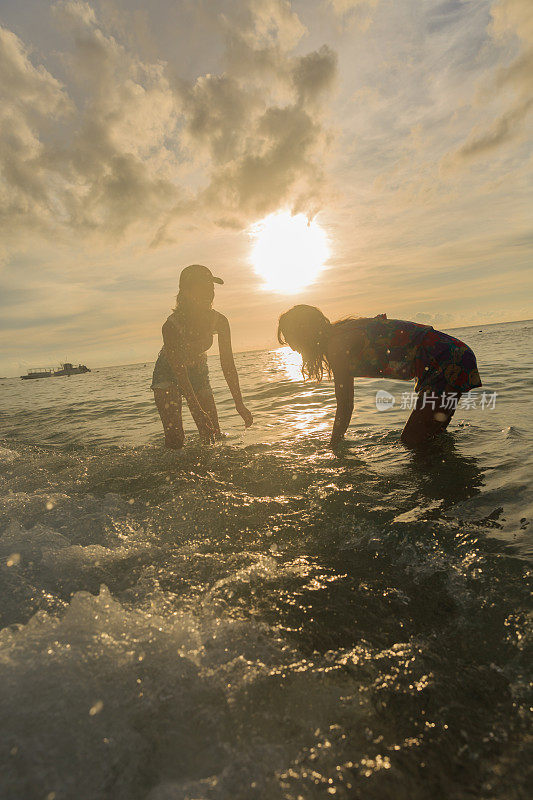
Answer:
0 0 532 374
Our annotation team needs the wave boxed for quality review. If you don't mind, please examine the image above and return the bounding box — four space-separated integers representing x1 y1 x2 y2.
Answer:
0 436 531 799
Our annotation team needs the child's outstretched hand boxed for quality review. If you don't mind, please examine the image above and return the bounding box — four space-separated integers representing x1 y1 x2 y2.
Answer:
236 403 253 428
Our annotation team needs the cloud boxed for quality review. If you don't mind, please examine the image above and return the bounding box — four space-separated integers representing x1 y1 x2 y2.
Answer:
50 1 182 237
292 45 338 104
198 44 338 220
327 0 379 30
176 73 259 165
451 0 533 162
203 104 329 217
215 0 306 54
0 25 72 241
55 0 97 27
0 0 339 249
0 0 531 374
184 5 338 218
0 26 70 113
156 2 338 241
0 5 182 246
454 96 533 159
413 311 455 326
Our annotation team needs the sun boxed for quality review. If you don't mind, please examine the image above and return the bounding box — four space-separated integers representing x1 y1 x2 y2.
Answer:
249 210 330 293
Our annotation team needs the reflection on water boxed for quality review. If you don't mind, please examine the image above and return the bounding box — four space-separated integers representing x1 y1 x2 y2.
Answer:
271 346 304 383
268 348 334 437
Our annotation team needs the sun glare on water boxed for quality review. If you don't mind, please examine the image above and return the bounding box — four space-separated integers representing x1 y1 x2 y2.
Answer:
249 210 330 293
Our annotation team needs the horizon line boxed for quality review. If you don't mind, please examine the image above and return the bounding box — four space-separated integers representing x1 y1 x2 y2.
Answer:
2 317 531 378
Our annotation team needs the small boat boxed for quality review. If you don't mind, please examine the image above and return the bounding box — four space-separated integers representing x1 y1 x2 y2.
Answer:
21 363 91 380
21 368 54 380
52 363 91 377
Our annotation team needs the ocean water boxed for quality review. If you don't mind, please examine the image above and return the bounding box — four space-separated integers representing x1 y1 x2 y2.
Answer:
0 320 531 800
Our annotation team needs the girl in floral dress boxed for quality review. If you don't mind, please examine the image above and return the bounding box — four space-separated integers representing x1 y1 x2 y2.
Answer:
277 305 481 448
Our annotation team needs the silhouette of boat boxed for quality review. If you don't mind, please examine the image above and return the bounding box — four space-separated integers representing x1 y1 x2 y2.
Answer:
53 362 91 377
21 363 91 380
21 368 53 380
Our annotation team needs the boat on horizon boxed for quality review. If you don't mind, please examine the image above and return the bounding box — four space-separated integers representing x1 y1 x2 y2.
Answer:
21 363 91 380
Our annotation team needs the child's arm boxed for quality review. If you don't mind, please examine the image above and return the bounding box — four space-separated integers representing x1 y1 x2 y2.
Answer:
328 327 365 446
162 320 215 441
217 313 253 427
330 363 354 447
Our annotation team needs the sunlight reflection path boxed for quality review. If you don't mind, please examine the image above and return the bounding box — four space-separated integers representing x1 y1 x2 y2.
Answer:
267 348 332 436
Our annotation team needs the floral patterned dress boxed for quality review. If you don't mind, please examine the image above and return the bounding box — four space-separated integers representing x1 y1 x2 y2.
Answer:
349 315 482 395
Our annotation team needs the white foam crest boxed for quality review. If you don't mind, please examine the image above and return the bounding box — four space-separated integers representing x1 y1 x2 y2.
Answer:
210 555 279 592
0 586 220 798
209 554 311 597
1 518 70 564
1 583 356 799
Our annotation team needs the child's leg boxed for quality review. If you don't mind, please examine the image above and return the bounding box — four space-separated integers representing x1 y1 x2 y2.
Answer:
153 385 184 448
187 356 222 440
401 391 460 448
195 387 222 438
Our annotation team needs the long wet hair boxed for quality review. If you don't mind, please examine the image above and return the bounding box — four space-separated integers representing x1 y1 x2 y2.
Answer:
277 305 333 382
174 284 214 339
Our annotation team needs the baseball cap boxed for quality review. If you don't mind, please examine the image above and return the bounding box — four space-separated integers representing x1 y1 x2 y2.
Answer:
179 264 224 288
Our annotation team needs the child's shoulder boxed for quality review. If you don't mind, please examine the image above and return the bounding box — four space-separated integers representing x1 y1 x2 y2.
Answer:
330 319 368 354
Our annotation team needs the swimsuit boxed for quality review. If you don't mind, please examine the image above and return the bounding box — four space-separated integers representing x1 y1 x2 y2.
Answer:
150 349 210 393
349 315 481 395
151 308 213 393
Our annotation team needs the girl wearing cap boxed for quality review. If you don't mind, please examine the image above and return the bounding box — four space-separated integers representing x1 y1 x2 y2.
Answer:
151 264 253 448
277 305 481 448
